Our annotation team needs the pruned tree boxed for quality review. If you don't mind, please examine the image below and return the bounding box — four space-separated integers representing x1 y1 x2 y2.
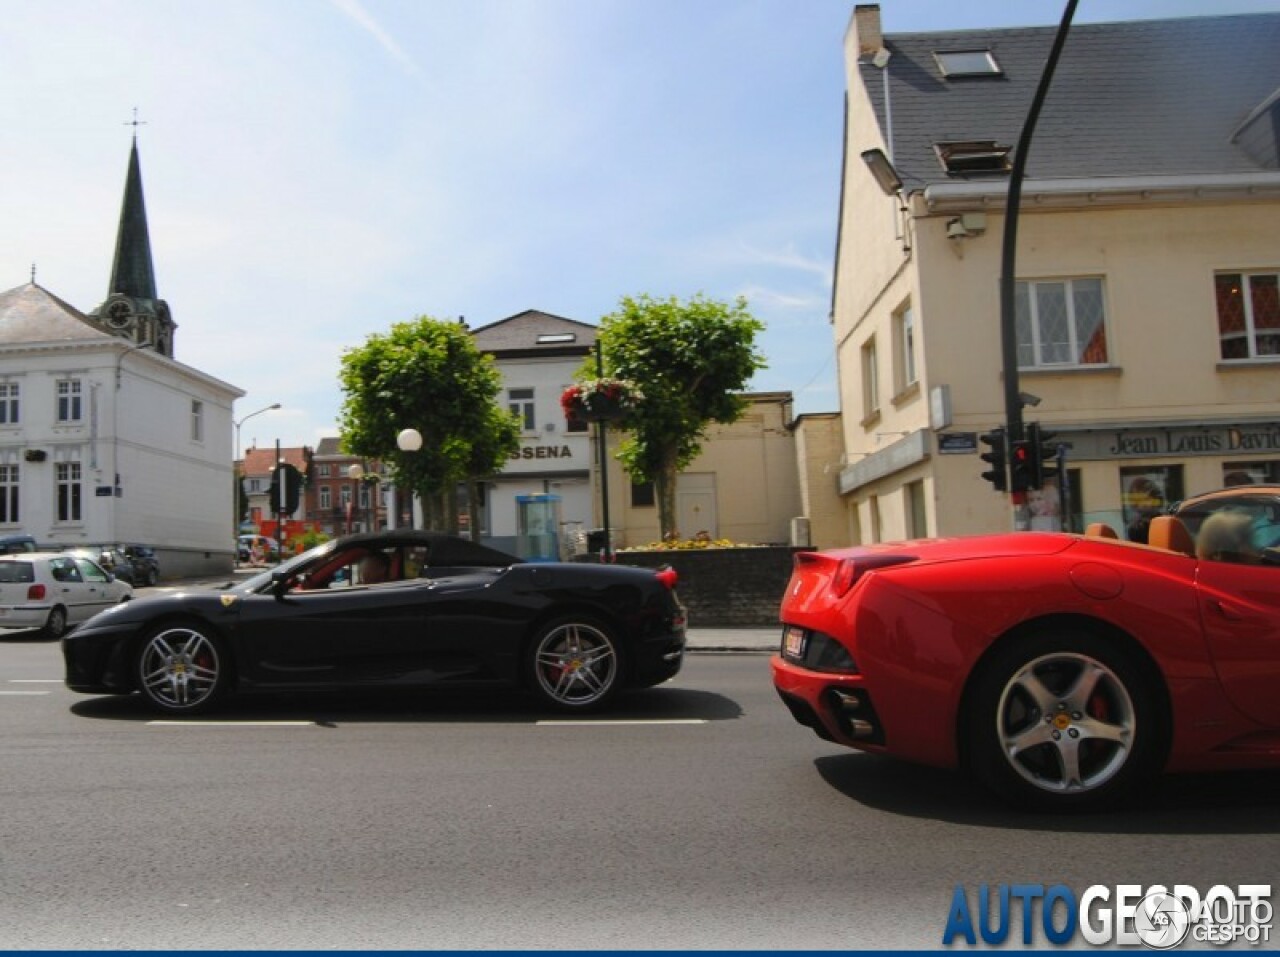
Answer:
338 316 520 535
595 294 765 539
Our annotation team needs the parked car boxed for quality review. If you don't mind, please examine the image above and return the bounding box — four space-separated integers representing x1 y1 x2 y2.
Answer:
80 546 139 586
0 552 133 638
122 544 160 586
772 487 1280 810
0 533 37 555
237 534 280 563
64 530 686 715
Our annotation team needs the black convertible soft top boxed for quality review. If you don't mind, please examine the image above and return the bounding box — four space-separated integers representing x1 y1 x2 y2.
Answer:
335 530 523 568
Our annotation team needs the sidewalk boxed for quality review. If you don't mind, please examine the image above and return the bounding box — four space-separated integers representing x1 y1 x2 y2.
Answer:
685 626 778 654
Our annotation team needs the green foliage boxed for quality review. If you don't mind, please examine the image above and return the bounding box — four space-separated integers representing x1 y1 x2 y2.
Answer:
337 317 520 522
597 293 765 477
294 528 330 552
593 293 765 536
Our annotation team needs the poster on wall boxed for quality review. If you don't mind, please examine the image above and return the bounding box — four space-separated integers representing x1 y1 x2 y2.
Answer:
1120 466 1184 543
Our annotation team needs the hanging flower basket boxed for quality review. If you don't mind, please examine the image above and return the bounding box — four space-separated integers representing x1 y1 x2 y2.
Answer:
561 377 644 423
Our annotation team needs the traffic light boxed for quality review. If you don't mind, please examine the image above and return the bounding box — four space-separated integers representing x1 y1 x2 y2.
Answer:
979 428 1008 491
1010 438 1035 492
1027 422 1061 488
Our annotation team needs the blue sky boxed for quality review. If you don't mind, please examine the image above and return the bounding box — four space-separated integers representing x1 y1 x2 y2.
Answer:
2 0 1276 449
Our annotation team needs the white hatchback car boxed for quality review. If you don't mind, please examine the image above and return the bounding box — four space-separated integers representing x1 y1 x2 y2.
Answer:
0 552 133 638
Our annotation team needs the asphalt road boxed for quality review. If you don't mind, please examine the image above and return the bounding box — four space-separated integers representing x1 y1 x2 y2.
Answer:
1 636 1277 950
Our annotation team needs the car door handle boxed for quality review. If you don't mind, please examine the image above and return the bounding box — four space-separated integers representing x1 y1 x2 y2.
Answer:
1209 599 1245 621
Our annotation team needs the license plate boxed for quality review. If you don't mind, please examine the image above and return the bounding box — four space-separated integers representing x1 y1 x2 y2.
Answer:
783 626 806 658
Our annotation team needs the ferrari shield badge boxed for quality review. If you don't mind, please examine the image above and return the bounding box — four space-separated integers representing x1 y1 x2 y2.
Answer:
220 594 239 609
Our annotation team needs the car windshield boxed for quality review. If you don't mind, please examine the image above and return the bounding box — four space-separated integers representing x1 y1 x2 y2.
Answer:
231 540 339 594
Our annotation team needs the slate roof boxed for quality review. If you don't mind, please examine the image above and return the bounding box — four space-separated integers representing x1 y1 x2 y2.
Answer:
860 12 1280 193
108 140 158 301
469 309 597 356
0 283 115 345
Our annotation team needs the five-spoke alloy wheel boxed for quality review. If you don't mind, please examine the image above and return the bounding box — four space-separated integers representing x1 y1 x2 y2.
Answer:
527 618 622 710
136 622 230 714
967 630 1162 810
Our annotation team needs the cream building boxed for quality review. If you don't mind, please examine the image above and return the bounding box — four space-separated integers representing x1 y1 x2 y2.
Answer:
832 6 1280 541
605 392 805 548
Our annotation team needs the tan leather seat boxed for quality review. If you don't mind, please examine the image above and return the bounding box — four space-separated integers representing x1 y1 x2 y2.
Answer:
1147 515 1196 557
1085 522 1119 539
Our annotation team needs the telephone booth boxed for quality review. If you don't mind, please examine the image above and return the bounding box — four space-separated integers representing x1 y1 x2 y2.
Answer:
515 493 562 562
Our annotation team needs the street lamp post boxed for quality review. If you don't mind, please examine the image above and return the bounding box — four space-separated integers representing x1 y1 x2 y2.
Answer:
232 403 281 554
234 403 282 469
397 428 423 529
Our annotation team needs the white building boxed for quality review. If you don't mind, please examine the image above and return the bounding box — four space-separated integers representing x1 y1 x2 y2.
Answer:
469 311 597 556
0 139 243 575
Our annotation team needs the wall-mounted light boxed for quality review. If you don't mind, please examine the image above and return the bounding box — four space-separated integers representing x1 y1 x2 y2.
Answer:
860 148 903 195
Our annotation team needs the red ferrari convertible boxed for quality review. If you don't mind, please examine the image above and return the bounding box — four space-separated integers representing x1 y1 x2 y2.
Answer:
772 487 1280 809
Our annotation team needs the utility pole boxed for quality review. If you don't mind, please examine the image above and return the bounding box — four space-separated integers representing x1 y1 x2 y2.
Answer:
595 341 613 562
998 0 1078 523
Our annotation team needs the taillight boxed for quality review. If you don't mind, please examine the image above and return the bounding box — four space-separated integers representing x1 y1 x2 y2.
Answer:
655 566 678 590
27 584 46 600
830 554 915 598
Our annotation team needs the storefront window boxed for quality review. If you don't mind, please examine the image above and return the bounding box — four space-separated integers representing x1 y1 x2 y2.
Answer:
1027 470 1083 533
1120 466 1183 543
1222 461 1280 486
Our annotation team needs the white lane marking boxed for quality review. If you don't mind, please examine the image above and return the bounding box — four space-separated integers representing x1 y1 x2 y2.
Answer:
536 719 708 727
147 720 317 728
8 679 62 683
0 691 51 696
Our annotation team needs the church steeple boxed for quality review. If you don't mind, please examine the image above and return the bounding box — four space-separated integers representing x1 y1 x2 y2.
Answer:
108 139 158 301
90 126 177 357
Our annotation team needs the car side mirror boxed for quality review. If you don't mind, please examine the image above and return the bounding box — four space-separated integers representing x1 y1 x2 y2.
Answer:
269 570 291 598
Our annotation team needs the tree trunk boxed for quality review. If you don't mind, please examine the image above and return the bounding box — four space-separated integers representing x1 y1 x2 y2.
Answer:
655 445 680 540
445 483 460 536
467 481 483 542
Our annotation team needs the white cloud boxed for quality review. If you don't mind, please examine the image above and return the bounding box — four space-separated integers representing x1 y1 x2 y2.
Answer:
327 0 424 78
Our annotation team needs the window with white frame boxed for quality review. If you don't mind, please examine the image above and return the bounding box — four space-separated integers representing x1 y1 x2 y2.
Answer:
319 486 332 509
359 484 370 508
0 382 18 425
56 379 83 423
1015 278 1109 368
55 461 82 522
319 464 331 478
861 338 880 419
893 303 917 393
508 388 536 432
1216 272 1280 360
191 400 204 442
0 464 17 523
340 485 352 508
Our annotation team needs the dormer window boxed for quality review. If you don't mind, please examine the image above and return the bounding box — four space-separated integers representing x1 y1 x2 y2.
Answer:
934 140 1012 175
934 49 1002 77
